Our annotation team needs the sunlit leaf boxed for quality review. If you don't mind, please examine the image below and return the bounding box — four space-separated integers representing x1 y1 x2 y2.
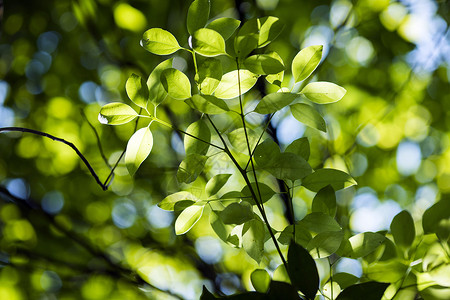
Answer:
244 54 285 75
177 154 208 183
301 82 346 104
147 58 173 105
367 260 409 283
290 103 327 132
227 127 259 153
285 137 310 161
292 45 323 82
241 182 276 205
187 0 210 35
287 241 319 300
254 93 299 114
422 198 450 241
428 264 450 287
125 127 153 175
161 68 192 100
219 202 253 225
98 102 138 125
336 282 389 300
338 232 386 259
214 70 258 99
206 17 240 40
390 210 415 249
258 16 284 48
265 52 285 87
234 19 259 58
242 218 265 263
175 205 204 234
185 95 230 114
299 212 341 233
141 28 181 55
250 269 270 293
206 174 232 197
302 168 356 192
312 185 336 217
184 119 211 156
159 191 198 211
333 273 359 289
126 73 148 108
192 28 226 57
278 224 312 248
307 230 344 259
196 57 222 95
210 210 231 243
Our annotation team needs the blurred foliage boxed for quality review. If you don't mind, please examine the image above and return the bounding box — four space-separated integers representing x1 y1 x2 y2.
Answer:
0 0 449 299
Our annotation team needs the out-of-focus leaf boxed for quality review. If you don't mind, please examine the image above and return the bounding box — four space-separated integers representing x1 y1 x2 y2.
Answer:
177 154 208 183
141 28 181 55
227 127 259 153
422 198 450 241
290 103 327 132
336 282 389 300
187 0 210 35
267 281 302 299
390 210 415 249
333 273 359 289
250 269 270 293
125 127 153 175
98 102 138 125
367 260 408 283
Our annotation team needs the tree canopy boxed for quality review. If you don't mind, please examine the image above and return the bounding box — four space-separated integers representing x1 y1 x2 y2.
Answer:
0 0 449 299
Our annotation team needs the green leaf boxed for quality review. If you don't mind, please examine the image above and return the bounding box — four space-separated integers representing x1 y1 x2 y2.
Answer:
200 286 216 300
185 95 229 114
159 191 198 211
307 230 344 259
196 58 222 95
299 212 341 233
147 58 173 105
292 45 323 83
301 82 346 104
278 224 312 248
214 70 258 99
336 282 389 300
125 127 153 175
290 103 327 132
287 241 319 300
98 102 138 125
338 232 385 259
254 138 281 163
141 28 181 55
302 168 357 192
219 202 253 225
257 16 284 48
227 127 259 153
126 73 148 108
428 263 450 287
206 17 240 40
187 0 210 35
234 19 259 58
265 52 285 87
242 218 265 263
244 54 285 75
192 28 226 57
160 68 191 100
250 269 271 293
422 198 450 241
312 185 337 217
241 182 276 205
333 273 359 289
184 119 211 156
175 205 204 234
177 154 208 184
285 137 310 161
254 93 299 114
206 174 232 197
390 210 415 249
367 260 409 283
267 281 302 300
210 210 231 243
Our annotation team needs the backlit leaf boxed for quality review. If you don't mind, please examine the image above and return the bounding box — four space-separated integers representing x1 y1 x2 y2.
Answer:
312 185 336 217
285 137 310 161
367 260 408 283
336 282 389 300
214 70 258 99
192 28 226 57
254 93 299 114
234 19 259 58
206 17 240 40
258 16 284 48
206 174 232 197
265 52 285 87
307 230 344 258
187 0 210 35
147 58 173 105
290 103 327 132
219 202 253 225
339 232 386 259
242 218 265 263
244 54 285 75
292 45 323 82
161 68 191 100
196 57 222 95
422 198 450 241
302 168 356 192
184 119 211 156
141 28 181 55
185 95 229 114
287 241 319 300
299 212 341 233
250 269 270 293
126 73 148 108
390 210 415 249
159 191 198 211
125 127 153 175
301 82 346 104
278 224 312 248
228 127 259 153
241 182 276 205
210 210 231 243
98 102 138 125
175 205 204 234
177 154 208 183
